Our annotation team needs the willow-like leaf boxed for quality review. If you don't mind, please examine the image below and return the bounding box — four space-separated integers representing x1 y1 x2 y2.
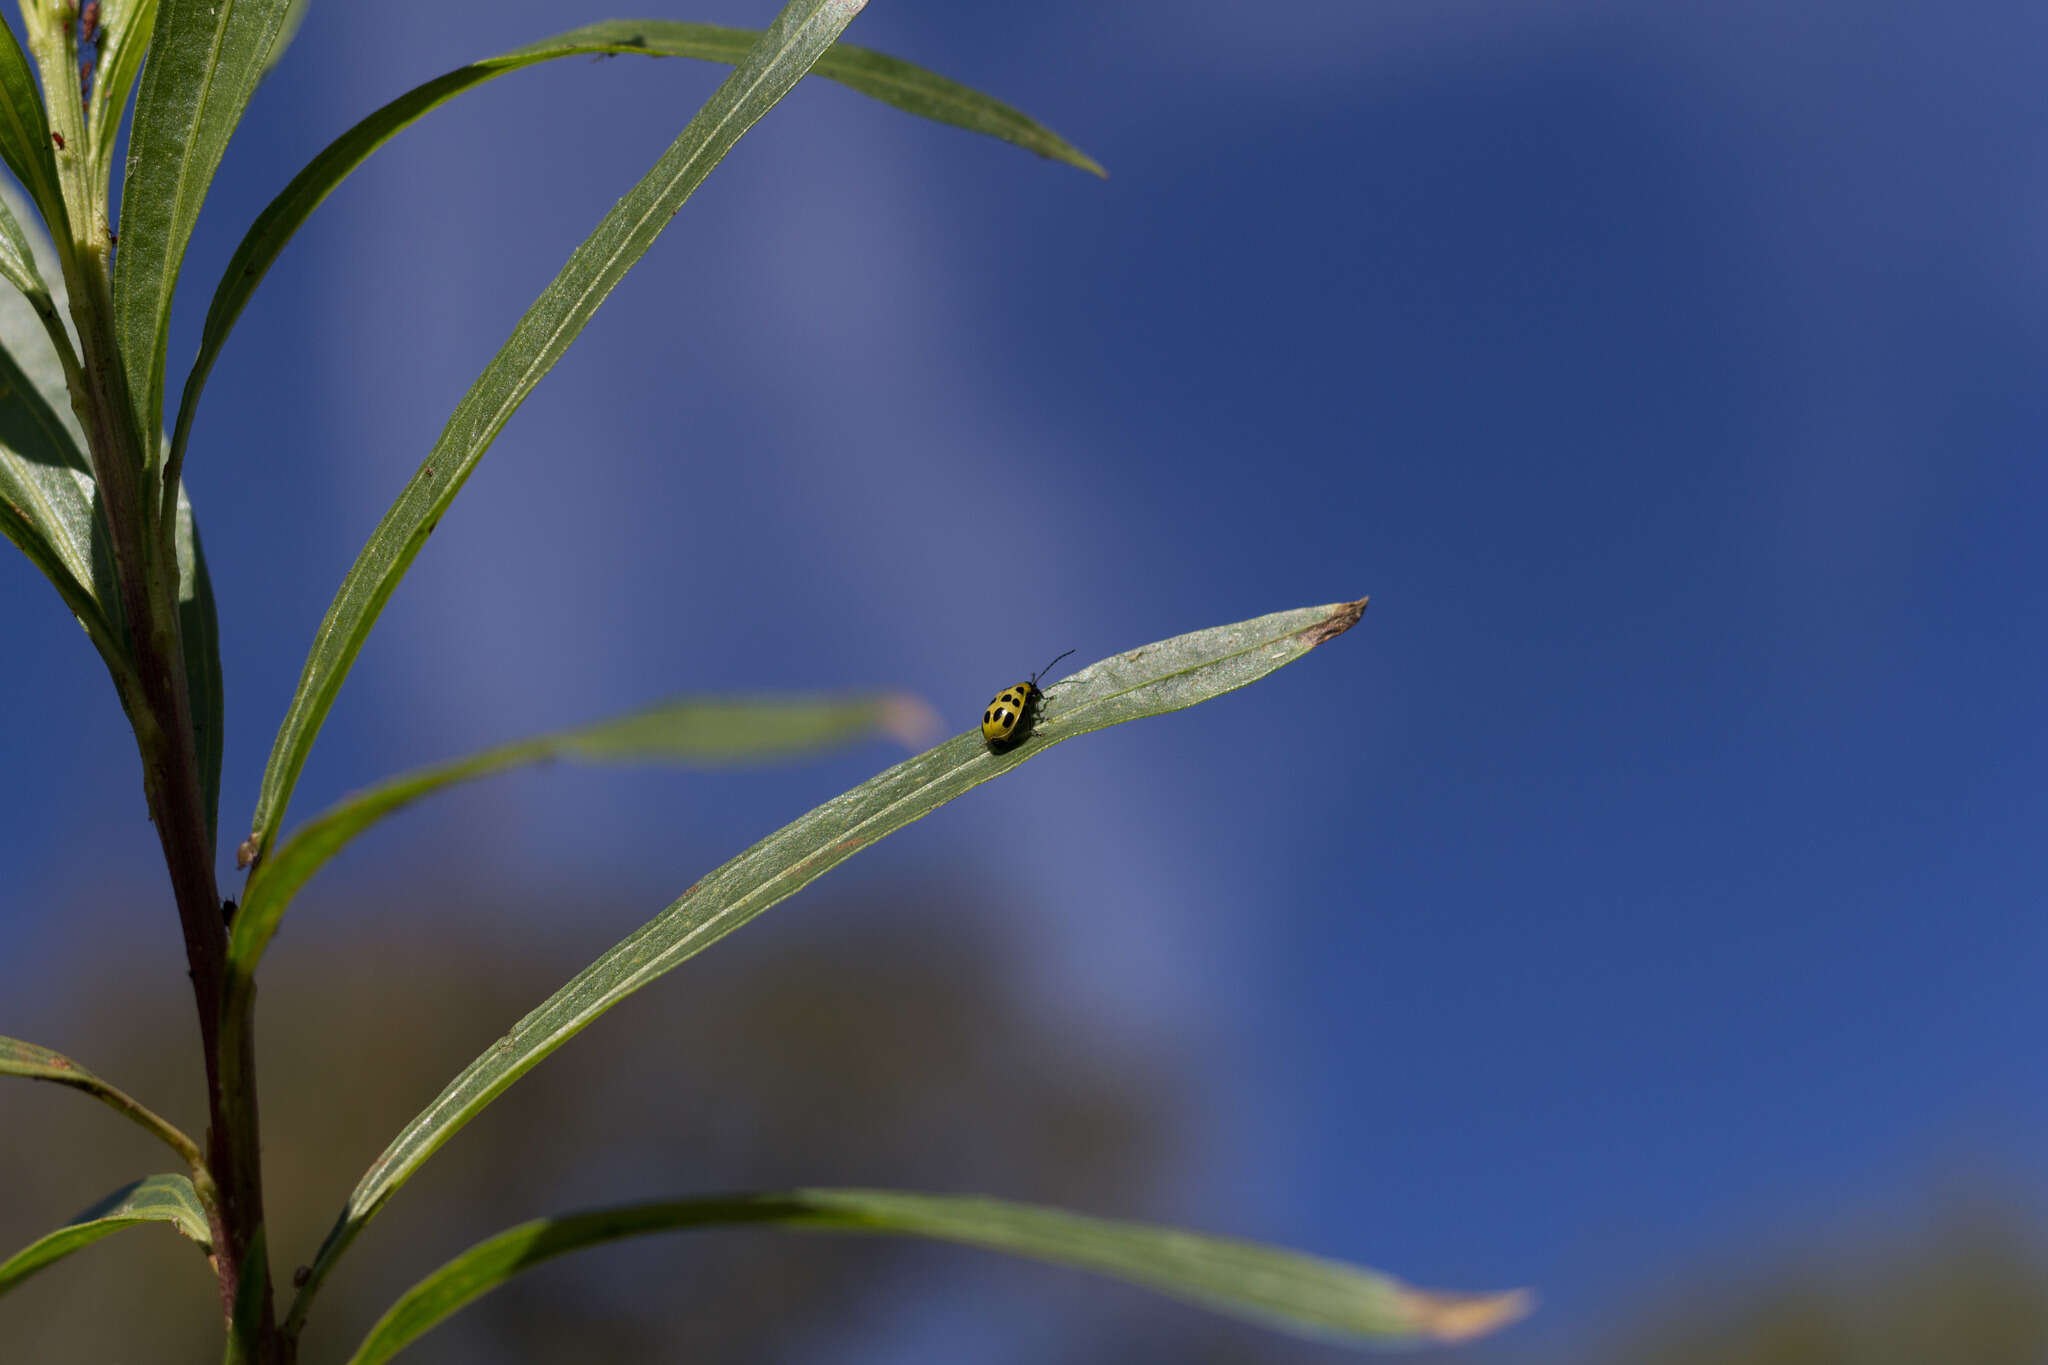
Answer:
175 479 223 847
0 185 50 304
285 598 1367 1333
88 0 164 188
0 175 224 822
0 190 129 685
169 17 1099 560
0 1175 210 1299
114 0 300 468
245 0 868 874
0 328 115 641
345 1187 1524 1365
226 692 935 988
258 0 308 79
0 16 64 238
0 1035 206 1168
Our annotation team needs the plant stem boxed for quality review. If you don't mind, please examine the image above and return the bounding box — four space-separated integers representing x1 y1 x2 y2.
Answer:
74 248 273 1332
14 5 275 1357
50 107 275 1365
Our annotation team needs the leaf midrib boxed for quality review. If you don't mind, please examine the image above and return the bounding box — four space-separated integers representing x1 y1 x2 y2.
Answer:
351 627 1279 1205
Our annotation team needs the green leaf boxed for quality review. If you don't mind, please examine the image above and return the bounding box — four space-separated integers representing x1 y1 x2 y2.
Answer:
223 1225 269 1365
245 0 869 872
114 0 301 464
258 0 308 78
89 0 164 188
167 19 1101 556
0 1175 211 1299
175 479 223 849
285 599 1368 1332
0 324 115 637
0 178 219 786
0 15 65 239
0 1034 206 1167
344 1188 1524 1365
0 184 51 305
0 1033 107 1087
811 33 1103 174
227 692 933 986
0 182 127 676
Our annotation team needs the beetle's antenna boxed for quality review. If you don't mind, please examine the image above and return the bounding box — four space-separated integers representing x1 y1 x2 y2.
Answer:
1033 649 1076 685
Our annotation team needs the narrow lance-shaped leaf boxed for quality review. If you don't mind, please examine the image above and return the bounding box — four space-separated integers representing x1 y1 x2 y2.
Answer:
89 0 165 189
0 15 66 239
227 692 935 985
0 1035 207 1169
0 1175 211 1299
0 175 224 783
0 180 130 686
0 327 118 645
0 184 50 304
258 0 308 78
114 0 300 469
175 479 223 848
0 160 86 393
168 17 1101 553
285 599 1368 1332
346 1187 1527 1365
245 0 869 871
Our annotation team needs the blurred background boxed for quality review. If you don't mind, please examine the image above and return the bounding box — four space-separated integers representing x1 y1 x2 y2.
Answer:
3 0 2046 1360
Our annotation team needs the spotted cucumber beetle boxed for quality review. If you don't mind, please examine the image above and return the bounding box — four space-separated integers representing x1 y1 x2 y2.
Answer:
981 650 1075 749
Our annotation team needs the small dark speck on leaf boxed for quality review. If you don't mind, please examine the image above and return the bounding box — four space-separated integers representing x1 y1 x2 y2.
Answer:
293 1266 311 1288
50 131 63 149
1301 596 1369 648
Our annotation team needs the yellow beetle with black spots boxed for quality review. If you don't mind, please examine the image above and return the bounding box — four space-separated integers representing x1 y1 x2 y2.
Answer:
981 650 1074 749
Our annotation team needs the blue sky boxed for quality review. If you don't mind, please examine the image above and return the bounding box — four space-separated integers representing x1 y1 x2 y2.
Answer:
3 0 2046 1357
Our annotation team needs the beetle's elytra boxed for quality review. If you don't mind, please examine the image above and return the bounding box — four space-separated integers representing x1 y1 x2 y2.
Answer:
981 650 1075 749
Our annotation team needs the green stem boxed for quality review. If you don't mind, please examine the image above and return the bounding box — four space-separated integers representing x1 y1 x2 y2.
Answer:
17 3 274 1353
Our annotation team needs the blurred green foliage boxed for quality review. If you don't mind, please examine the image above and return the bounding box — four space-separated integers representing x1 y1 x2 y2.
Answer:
7 877 2044 1364
1 881 1221 1362
1578 1203 2048 1365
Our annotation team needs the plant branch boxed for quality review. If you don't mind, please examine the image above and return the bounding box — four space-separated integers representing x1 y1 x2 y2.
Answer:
17 4 275 1350
72 241 264 1322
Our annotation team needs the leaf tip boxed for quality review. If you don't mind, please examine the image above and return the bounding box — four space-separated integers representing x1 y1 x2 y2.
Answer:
1400 1285 1535 1343
1300 596 1369 648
